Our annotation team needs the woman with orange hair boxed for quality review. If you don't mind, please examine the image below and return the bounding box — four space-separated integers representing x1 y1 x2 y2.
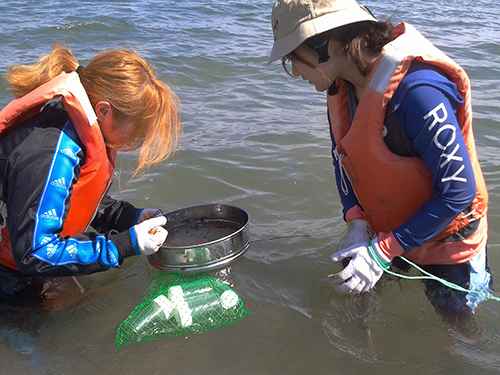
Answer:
0 45 181 301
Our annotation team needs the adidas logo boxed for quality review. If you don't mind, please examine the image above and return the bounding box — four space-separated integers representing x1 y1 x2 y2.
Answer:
40 235 57 258
67 243 77 259
60 148 78 162
40 235 53 245
40 209 59 221
50 178 67 189
46 243 56 258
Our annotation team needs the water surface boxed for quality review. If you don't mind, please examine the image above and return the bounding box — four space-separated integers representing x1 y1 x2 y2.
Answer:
1 1 500 374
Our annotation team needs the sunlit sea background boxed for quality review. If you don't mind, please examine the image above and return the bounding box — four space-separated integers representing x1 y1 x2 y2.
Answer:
1 1 500 374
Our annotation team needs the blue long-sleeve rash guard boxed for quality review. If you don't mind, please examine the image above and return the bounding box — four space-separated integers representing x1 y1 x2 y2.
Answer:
330 61 477 252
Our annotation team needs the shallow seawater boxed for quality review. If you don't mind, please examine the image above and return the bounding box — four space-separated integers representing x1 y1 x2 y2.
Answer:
1 1 500 374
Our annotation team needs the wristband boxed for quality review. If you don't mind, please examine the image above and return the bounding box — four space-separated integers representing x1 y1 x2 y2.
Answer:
367 240 390 270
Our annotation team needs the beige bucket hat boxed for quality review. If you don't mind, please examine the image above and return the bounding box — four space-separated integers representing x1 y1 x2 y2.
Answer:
268 0 377 63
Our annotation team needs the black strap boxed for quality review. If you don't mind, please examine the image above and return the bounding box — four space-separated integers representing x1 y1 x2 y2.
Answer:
76 65 85 74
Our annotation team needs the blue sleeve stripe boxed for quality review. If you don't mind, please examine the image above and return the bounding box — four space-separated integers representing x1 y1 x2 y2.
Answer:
129 227 140 255
31 121 120 267
32 235 119 267
135 209 143 225
33 122 79 248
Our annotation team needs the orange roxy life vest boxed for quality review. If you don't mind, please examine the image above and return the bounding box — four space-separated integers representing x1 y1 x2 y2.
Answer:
0 72 117 270
328 22 488 241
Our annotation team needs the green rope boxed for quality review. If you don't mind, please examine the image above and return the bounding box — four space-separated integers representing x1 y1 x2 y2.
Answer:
367 241 500 302
367 240 390 270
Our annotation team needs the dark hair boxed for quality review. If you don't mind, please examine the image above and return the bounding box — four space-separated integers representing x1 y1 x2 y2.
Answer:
334 20 395 77
283 20 395 78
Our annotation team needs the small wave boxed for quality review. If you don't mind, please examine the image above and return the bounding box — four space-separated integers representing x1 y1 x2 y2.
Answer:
56 21 103 30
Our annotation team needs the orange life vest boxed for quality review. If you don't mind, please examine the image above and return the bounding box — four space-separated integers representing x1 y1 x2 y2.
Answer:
0 72 116 270
328 22 488 241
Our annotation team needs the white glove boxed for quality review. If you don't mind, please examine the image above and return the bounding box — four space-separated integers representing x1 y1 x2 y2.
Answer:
137 208 163 224
133 216 168 256
328 237 390 293
337 220 371 251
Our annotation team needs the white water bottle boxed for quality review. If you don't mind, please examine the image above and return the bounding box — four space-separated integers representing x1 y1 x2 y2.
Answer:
168 284 239 328
131 294 174 335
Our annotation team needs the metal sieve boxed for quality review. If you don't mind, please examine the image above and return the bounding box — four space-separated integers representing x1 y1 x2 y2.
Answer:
147 203 250 273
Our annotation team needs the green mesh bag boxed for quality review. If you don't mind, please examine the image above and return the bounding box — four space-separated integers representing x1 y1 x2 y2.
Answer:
116 277 250 347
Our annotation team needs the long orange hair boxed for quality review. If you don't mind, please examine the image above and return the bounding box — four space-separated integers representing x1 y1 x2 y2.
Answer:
5 44 181 177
